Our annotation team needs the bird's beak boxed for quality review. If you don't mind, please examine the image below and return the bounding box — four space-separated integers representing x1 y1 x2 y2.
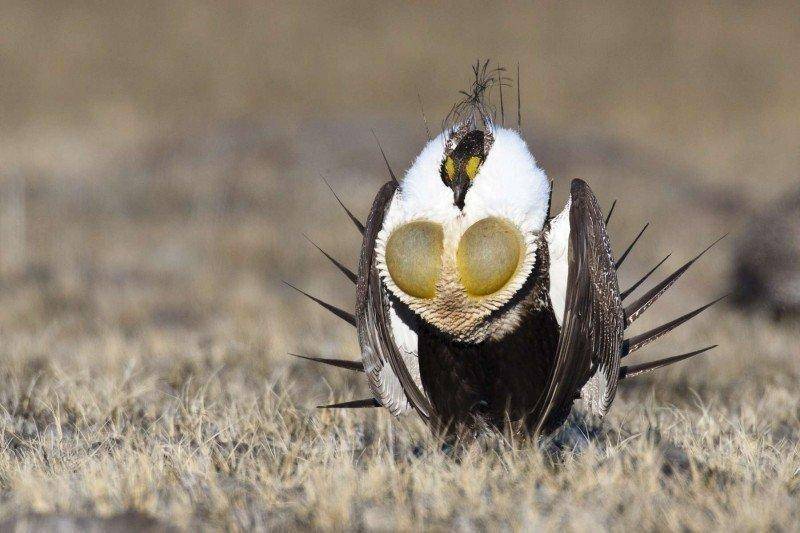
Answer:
452 179 469 210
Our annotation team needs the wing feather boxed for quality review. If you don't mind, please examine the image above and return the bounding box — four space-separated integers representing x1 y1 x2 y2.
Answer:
356 181 432 420
535 179 625 432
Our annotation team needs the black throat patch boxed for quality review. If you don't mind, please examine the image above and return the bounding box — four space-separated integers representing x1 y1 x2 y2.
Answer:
440 130 486 209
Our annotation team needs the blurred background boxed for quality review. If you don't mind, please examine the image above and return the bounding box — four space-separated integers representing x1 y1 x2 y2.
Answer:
1 1 799 397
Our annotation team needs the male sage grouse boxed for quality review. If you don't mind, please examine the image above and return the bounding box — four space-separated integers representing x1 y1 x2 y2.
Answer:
288 63 723 437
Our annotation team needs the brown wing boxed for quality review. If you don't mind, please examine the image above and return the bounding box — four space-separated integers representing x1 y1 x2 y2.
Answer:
535 178 625 433
356 181 432 421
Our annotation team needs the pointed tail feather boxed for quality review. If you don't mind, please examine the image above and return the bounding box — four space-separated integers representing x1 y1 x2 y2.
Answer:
620 253 671 301
623 295 727 356
318 398 381 409
625 235 726 326
371 130 399 184
320 174 365 235
615 223 649 270
605 199 618 225
283 281 356 327
619 345 717 380
303 234 357 284
289 353 364 372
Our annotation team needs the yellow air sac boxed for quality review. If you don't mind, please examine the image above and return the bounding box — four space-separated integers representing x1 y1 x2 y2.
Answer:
457 217 523 296
385 221 444 299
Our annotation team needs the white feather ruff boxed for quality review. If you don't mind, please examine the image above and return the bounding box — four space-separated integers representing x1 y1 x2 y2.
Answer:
547 198 571 326
373 126 552 342
386 128 551 233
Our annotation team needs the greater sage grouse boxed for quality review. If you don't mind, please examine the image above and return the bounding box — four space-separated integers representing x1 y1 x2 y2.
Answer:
289 63 722 437
733 186 800 319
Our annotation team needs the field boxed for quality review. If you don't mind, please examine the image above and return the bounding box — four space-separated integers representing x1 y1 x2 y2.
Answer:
1 2 799 530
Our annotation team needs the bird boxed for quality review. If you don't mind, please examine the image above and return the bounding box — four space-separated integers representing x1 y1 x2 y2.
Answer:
732 185 800 320
288 62 724 437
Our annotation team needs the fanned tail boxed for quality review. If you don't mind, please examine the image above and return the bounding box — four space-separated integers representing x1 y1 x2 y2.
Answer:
623 295 728 356
290 173 373 411
624 235 726 326
602 202 724 384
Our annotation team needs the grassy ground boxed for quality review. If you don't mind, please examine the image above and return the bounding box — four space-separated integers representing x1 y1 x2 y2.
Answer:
1 2 799 530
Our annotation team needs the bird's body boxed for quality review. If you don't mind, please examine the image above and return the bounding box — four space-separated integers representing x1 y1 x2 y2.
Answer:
416 297 561 432
290 63 722 438
415 231 560 432
733 187 800 319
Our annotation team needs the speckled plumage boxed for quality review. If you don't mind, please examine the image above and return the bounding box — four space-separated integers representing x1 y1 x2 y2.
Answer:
291 66 722 439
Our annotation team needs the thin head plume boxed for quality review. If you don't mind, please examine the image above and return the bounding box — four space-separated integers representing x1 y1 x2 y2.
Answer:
445 59 497 122
417 90 431 141
371 129 398 184
516 62 521 130
498 66 505 126
318 173 365 235
443 59 505 152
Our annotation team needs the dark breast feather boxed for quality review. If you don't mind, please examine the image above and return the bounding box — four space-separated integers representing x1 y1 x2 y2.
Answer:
416 232 562 434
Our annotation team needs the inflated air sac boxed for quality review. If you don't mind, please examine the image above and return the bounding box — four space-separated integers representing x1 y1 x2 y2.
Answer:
457 217 523 296
385 221 444 299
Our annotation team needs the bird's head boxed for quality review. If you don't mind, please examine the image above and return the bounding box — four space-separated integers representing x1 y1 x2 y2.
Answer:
440 129 485 210
375 116 551 343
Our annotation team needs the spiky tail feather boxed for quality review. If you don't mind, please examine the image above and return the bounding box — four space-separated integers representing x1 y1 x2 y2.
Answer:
371 130 399 184
303 234 357 284
621 254 671 301
320 174 365 235
289 353 364 372
605 199 617 225
625 235 726 326
615 223 649 270
318 398 380 409
619 345 717 380
282 281 356 327
605 205 724 383
623 295 728 356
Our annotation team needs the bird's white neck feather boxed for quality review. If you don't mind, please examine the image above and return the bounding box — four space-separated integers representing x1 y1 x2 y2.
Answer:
387 127 550 233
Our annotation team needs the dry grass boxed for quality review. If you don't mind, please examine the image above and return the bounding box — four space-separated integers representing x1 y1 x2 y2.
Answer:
0 2 799 530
